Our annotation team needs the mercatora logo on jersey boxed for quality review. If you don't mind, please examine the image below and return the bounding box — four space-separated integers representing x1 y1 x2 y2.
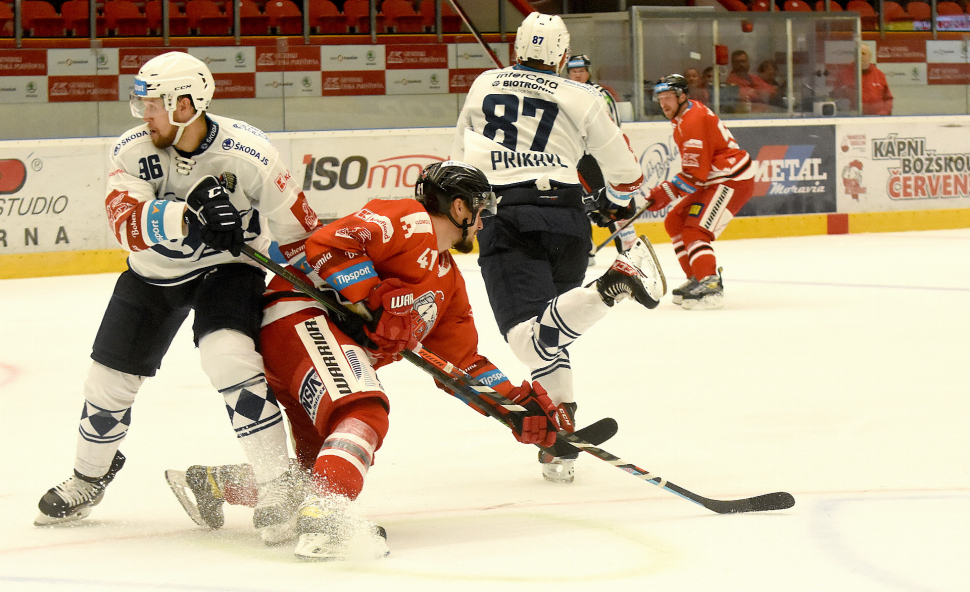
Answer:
222 139 269 166
494 71 559 94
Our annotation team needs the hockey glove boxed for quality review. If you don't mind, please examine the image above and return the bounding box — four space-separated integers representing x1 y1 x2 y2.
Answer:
363 279 417 356
504 381 561 448
646 181 680 212
186 176 244 257
587 188 637 228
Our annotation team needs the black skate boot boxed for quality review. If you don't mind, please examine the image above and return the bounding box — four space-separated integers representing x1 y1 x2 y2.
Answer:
594 236 666 308
36 451 125 526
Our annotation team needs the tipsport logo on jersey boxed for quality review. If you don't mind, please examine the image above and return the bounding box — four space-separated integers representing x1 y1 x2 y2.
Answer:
731 125 837 217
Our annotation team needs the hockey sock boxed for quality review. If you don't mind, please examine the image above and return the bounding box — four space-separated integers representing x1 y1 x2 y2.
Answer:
74 362 143 478
683 228 717 279
506 287 609 405
671 235 692 278
312 416 380 501
200 330 289 484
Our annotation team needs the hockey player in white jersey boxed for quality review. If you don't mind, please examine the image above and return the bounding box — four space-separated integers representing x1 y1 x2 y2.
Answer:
35 52 320 542
451 12 666 483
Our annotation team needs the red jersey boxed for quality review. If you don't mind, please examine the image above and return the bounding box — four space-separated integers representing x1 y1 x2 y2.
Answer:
265 198 508 395
669 100 753 196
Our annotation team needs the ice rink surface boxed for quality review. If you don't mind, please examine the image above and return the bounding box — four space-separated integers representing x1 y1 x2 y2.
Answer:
2 229 969 592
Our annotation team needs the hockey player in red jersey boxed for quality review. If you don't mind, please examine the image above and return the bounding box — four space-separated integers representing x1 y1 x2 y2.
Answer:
165 162 567 561
646 74 755 309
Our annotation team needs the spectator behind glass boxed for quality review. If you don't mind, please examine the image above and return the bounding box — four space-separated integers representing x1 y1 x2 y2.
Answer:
684 67 710 104
725 50 777 112
757 60 787 109
835 44 893 115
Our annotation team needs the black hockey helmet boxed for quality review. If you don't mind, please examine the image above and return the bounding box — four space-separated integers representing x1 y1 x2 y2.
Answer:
416 161 497 219
565 54 591 72
652 74 690 101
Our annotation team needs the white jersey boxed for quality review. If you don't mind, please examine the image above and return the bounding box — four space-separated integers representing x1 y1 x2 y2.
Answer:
451 65 642 193
106 114 319 285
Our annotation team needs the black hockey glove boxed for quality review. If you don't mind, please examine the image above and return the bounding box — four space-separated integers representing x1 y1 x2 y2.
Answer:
586 187 636 228
185 175 244 257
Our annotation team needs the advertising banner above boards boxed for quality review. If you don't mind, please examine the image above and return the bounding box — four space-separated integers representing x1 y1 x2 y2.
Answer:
0 43 511 105
0 117 966 256
826 38 970 86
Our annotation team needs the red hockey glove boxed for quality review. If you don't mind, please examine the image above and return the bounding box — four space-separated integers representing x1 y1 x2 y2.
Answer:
646 181 680 212
505 381 561 448
363 279 417 356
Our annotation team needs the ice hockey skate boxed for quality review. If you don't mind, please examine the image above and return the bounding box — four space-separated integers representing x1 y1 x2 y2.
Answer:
671 277 698 305
294 494 389 561
165 464 233 529
681 268 724 310
539 402 578 484
594 236 666 308
254 469 306 545
35 451 125 526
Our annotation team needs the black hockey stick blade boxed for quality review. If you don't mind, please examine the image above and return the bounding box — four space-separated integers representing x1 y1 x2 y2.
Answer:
546 418 618 458
698 491 796 514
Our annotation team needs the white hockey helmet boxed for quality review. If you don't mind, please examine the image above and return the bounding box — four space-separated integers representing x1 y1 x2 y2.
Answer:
514 12 571 71
130 52 214 143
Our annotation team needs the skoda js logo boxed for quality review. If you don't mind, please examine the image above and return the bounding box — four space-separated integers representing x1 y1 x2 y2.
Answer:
236 52 245 65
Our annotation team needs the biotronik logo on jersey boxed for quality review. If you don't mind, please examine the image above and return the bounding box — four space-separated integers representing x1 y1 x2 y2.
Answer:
751 145 828 197
494 71 559 94
872 133 970 200
302 154 445 194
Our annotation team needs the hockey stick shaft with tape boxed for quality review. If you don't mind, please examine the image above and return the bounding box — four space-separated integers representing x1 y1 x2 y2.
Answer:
239 244 613 457
592 200 653 255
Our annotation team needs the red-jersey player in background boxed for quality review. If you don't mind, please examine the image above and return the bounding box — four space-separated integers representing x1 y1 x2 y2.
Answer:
646 74 755 309
166 162 564 561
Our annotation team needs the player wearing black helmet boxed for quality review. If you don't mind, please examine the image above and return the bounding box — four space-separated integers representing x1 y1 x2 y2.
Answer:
416 161 497 253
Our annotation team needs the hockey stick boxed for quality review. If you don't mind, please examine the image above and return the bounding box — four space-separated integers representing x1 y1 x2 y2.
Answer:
241 246 793 513
445 0 504 69
239 244 615 458
592 200 653 255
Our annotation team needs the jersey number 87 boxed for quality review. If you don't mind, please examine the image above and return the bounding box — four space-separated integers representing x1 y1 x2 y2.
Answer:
482 94 560 153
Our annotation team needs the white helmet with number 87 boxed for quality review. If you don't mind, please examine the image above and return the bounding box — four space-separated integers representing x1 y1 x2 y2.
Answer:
514 12 571 72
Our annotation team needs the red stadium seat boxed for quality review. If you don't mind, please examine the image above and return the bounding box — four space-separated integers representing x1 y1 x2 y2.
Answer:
307 0 347 33
104 0 148 35
265 0 303 35
382 0 422 33
418 0 460 32
906 1 931 19
750 0 772 11
145 0 190 35
186 0 230 35
882 0 910 20
238 0 270 34
815 0 843 10
784 0 812 10
846 0 875 14
61 0 108 36
0 2 14 36
343 0 386 33
935 1 962 14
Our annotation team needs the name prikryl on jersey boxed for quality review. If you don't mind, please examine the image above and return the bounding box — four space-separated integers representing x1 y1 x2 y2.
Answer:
494 71 559 94
490 151 568 170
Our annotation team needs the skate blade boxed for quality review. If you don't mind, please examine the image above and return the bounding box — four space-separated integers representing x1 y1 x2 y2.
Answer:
261 513 299 546
164 470 208 528
294 527 389 561
636 235 667 296
34 507 92 527
681 294 724 310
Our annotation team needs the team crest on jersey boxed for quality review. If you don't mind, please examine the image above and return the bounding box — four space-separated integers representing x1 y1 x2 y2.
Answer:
354 209 393 243
219 172 237 193
411 290 442 341
401 212 433 239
